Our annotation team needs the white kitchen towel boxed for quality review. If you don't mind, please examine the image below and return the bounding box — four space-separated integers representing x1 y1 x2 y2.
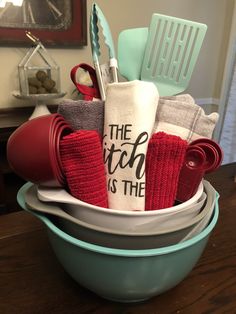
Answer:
154 97 219 142
103 80 159 211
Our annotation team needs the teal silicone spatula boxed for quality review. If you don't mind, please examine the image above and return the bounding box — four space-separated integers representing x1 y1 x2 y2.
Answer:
141 14 207 96
118 28 148 80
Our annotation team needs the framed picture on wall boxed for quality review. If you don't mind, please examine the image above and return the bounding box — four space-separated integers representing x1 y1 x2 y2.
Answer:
0 0 87 47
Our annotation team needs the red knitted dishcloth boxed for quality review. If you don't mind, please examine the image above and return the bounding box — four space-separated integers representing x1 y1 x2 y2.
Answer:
145 132 187 210
59 130 108 208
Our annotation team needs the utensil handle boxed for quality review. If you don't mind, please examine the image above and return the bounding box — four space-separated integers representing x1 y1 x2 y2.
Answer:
70 63 101 100
110 58 118 82
94 60 106 101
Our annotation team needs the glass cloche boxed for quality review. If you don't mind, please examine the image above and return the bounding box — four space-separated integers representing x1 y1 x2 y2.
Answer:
18 31 61 96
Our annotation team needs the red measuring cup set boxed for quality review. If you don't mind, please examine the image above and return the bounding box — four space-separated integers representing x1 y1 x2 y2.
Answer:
177 138 223 202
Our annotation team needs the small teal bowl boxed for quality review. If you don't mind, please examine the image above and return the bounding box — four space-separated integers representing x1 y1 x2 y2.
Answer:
17 183 219 303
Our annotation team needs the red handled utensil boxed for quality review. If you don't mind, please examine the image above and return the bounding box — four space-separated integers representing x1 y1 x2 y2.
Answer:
70 63 101 101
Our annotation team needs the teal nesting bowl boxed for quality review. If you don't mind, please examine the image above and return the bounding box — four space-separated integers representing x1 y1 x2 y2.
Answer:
17 183 219 303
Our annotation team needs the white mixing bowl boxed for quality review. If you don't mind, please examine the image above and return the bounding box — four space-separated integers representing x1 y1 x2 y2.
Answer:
37 181 204 233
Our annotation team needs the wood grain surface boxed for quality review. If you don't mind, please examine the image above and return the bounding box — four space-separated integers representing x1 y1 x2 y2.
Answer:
0 163 236 314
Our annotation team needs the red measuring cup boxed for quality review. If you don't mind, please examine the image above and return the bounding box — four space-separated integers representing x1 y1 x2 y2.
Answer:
177 138 223 202
190 138 223 173
176 145 206 202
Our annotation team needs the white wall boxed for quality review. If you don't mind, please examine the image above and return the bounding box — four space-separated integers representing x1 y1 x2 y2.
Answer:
0 0 234 109
214 1 236 141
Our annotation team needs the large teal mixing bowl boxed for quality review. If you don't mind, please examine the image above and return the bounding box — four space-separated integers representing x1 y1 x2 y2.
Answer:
17 183 219 303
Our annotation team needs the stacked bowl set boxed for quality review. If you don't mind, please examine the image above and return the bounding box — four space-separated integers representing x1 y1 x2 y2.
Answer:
8 3 223 303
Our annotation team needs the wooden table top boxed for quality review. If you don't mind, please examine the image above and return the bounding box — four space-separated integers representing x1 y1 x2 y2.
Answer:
0 163 236 314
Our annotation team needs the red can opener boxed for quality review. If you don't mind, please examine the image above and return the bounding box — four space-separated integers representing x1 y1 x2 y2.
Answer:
176 138 223 202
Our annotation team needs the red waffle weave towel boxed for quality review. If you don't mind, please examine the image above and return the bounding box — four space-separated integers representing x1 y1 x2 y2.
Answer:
60 130 108 208
145 132 187 210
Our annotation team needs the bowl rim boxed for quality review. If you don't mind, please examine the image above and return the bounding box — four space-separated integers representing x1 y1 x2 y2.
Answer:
37 181 204 216
17 182 219 257
27 183 214 237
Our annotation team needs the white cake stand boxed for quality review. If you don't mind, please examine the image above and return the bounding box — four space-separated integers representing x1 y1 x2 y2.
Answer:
12 91 66 120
